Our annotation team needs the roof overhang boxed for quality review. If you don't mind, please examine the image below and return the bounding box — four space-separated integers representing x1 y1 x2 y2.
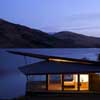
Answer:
7 50 100 65
19 61 100 75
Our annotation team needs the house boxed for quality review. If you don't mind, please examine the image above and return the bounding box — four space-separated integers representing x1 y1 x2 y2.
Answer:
8 51 100 95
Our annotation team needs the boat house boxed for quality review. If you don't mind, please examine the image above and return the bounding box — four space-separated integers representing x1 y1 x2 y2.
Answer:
8 51 100 94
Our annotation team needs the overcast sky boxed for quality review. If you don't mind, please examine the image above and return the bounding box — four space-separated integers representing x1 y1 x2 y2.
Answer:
0 0 100 37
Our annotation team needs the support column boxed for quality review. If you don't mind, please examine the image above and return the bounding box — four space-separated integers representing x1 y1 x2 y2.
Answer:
62 74 64 91
77 73 80 91
46 74 48 90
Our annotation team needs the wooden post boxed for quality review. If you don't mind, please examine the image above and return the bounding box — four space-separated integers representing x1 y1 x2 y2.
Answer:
77 73 80 91
88 73 90 91
62 74 64 91
46 74 48 90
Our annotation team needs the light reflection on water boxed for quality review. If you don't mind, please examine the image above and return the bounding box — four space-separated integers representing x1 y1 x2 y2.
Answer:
0 48 100 99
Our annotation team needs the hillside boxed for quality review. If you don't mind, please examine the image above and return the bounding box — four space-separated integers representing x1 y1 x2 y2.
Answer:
54 31 100 48
0 19 100 48
0 19 67 48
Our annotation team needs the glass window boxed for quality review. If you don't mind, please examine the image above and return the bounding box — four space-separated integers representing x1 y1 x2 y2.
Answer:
49 75 61 83
48 74 62 90
28 75 46 82
80 74 89 90
27 75 46 91
64 74 73 81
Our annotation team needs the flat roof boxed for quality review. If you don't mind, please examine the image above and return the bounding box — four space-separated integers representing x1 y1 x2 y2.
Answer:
19 61 100 75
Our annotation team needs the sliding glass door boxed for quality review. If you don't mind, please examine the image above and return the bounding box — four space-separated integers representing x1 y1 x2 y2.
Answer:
48 74 89 91
63 74 89 91
48 74 62 90
80 74 89 90
64 74 78 90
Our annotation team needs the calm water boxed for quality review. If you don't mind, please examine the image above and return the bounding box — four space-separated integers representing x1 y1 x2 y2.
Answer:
0 48 100 99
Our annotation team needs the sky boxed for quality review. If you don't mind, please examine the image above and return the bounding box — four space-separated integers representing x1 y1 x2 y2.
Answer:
0 0 100 37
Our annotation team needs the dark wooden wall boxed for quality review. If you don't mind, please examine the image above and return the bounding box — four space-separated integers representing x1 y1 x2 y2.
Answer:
89 73 100 92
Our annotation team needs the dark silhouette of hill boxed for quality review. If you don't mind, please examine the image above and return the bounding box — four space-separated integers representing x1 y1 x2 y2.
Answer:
54 31 100 48
0 19 100 48
0 19 67 48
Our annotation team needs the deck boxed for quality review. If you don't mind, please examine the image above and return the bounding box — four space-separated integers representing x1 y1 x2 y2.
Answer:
24 92 100 100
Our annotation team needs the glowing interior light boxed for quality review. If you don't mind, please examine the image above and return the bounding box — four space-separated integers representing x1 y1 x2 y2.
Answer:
80 74 88 82
48 58 91 64
48 58 75 62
